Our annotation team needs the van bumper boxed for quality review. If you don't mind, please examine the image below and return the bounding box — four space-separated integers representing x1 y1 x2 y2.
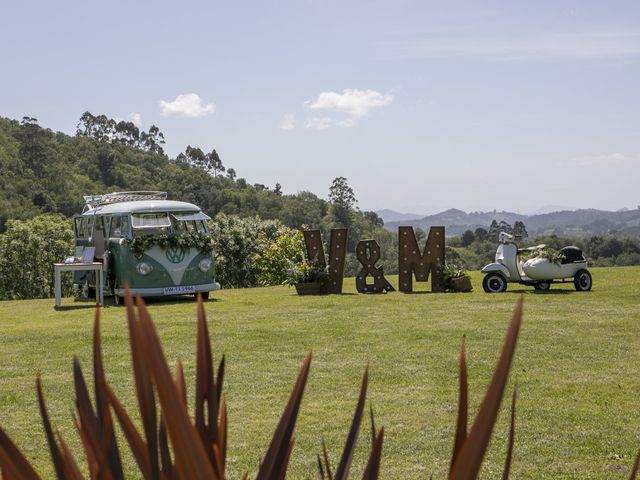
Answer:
115 282 221 297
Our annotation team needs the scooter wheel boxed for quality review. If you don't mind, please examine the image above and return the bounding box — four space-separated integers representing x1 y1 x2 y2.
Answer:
483 273 507 293
574 269 592 292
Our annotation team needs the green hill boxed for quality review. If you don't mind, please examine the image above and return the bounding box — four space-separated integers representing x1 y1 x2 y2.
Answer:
0 115 328 232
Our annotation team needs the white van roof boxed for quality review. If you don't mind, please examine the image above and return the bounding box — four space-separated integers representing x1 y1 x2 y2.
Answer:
83 200 201 216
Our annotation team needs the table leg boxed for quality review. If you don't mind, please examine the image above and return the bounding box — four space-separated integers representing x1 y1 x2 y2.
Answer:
98 268 104 306
54 267 61 309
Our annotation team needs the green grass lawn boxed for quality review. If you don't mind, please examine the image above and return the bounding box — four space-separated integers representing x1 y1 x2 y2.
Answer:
1 267 639 478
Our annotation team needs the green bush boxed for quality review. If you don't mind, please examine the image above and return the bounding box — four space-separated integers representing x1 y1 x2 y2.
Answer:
0 215 74 300
208 213 283 288
255 228 306 286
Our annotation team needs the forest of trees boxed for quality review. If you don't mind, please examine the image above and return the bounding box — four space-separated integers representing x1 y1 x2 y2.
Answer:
0 114 385 235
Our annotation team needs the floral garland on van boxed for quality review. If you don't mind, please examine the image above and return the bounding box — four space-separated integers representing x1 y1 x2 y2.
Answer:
125 231 214 257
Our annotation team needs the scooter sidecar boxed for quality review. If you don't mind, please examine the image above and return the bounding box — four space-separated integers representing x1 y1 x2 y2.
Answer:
522 246 592 291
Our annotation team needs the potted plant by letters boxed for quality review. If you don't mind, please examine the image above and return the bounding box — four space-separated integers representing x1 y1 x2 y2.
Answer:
439 261 473 292
284 259 329 295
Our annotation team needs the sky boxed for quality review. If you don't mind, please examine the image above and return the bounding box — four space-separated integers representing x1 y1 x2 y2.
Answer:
1 0 639 214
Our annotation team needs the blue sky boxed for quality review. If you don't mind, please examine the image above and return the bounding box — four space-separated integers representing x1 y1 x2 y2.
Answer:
2 0 639 214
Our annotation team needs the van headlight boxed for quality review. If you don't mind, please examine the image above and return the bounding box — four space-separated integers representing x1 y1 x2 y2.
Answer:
199 258 212 272
137 262 153 275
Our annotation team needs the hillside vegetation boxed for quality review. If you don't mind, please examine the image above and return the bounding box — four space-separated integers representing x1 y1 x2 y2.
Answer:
0 115 389 243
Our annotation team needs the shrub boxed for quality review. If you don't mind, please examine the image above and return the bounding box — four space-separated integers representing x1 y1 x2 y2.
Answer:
208 213 283 288
0 214 74 300
255 228 306 286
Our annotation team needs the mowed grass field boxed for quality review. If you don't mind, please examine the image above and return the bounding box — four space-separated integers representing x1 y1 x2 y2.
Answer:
1 267 639 479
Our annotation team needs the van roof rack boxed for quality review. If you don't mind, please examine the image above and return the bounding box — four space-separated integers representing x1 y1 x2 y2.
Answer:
83 191 168 210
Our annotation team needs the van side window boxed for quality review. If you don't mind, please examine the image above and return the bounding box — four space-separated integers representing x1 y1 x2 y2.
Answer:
111 216 122 237
102 216 112 236
74 217 87 239
121 216 131 237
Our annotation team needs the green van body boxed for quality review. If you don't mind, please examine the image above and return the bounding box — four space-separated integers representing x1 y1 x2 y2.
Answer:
73 193 220 300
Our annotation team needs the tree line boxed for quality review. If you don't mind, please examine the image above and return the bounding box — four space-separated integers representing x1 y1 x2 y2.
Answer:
448 220 640 270
0 114 383 237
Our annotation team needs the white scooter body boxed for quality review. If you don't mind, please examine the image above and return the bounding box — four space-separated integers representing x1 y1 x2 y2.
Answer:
481 232 592 292
481 232 531 282
481 241 521 281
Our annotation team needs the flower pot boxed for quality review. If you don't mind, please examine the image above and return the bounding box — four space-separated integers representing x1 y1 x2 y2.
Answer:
451 276 473 292
294 282 326 295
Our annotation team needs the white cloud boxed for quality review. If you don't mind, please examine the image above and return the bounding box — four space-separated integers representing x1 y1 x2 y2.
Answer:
304 116 334 130
159 93 215 118
335 118 357 128
302 88 393 129
128 112 142 127
279 113 295 130
305 89 394 118
558 152 638 167
387 31 640 62
303 116 359 130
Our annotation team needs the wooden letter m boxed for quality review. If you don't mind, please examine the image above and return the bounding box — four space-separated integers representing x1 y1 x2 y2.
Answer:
398 226 445 293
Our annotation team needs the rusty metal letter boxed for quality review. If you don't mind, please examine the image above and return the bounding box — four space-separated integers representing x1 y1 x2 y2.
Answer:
355 239 395 293
302 228 347 294
398 226 445 293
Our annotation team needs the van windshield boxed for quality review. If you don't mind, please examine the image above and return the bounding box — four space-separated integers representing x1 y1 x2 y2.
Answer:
132 213 171 236
130 212 210 237
174 219 208 233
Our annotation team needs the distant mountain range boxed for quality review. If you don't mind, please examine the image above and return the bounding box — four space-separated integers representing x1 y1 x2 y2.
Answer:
377 208 640 238
375 209 424 223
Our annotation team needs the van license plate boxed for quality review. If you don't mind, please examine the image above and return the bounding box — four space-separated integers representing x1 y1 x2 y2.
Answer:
163 286 196 295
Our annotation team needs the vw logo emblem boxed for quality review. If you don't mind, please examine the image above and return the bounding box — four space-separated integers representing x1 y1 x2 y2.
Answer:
166 246 186 264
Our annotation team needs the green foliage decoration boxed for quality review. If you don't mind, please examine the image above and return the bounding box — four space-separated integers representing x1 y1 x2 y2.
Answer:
125 231 214 257
0 215 74 300
438 261 470 291
523 247 565 265
283 258 329 286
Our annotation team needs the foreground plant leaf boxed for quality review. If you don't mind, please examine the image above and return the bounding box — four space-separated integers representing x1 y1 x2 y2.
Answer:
0 425 42 480
334 367 369 480
449 336 468 477
630 450 640 480
501 388 517 480
257 351 312 479
134 296 217 479
124 287 159 479
450 297 523 479
36 376 64 479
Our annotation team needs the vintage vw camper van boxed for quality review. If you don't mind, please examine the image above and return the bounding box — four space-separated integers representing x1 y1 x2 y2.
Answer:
73 191 219 303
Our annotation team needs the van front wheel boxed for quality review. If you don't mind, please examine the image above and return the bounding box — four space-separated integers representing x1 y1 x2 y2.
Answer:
194 292 210 301
83 281 96 299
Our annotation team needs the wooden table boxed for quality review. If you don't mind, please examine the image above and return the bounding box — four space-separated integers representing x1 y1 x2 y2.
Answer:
54 262 104 308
